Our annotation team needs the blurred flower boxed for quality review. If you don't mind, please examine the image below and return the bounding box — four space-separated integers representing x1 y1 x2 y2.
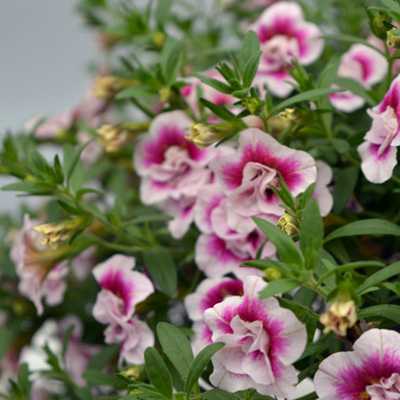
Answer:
314 329 400 400
312 160 334 217
187 122 233 149
387 29 400 49
205 275 307 398
91 75 138 101
250 2 324 97
320 297 357 336
278 213 300 236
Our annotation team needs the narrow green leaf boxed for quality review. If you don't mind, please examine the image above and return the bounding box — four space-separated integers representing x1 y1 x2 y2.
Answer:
242 50 262 88
157 322 194 380
358 304 400 324
116 87 154 100
356 261 400 294
86 344 119 371
317 55 340 88
381 0 400 12
333 166 359 214
185 342 224 395
192 73 232 94
143 247 177 296
324 219 400 243
259 278 300 299
156 0 173 26
61 325 75 361
145 347 173 399
200 389 234 400
83 369 119 387
300 199 323 270
271 88 345 115
320 34 385 56
66 139 95 185
199 98 237 121
253 216 304 268
160 38 186 84
334 77 375 106
2 181 53 195
239 30 260 74
0 329 13 363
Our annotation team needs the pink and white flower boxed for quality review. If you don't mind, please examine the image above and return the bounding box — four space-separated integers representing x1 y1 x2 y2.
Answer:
204 275 307 398
211 128 317 219
250 2 324 97
357 74 400 183
313 160 333 217
329 44 387 113
185 277 244 353
92 254 154 325
10 214 69 316
314 328 400 400
134 111 219 205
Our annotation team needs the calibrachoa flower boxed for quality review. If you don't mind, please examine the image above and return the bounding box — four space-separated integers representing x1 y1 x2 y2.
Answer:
329 44 387 113
313 160 334 217
211 128 317 219
204 275 307 398
250 1 324 97
358 74 400 183
314 328 400 400
10 214 69 316
185 277 244 354
92 254 154 324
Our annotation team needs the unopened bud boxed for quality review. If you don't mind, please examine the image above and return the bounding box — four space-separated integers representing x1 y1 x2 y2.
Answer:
264 267 283 281
278 213 300 237
98 32 122 50
320 294 357 336
92 76 140 101
242 97 263 115
372 13 389 39
34 216 87 250
387 28 400 49
121 366 140 380
152 31 166 50
187 122 234 149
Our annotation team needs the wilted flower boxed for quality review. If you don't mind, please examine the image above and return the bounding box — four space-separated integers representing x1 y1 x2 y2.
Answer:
387 28 400 49
314 329 400 400
91 75 138 101
205 275 307 399
278 213 300 236
187 122 234 149
320 295 357 336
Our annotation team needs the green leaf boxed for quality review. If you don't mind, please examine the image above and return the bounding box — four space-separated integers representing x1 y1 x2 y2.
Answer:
17 363 31 395
145 347 173 399
199 98 237 121
61 325 75 361
161 38 185 85
253 216 304 268
156 323 194 380
330 138 350 154
317 55 340 88
300 199 323 270
1 181 53 195
143 247 177 296
259 278 300 299
185 342 224 395
242 50 262 88
65 139 94 186
116 87 154 100
200 389 234 400
271 88 346 115
57 200 82 216
358 304 400 324
324 219 400 242
156 0 174 27
320 34 385 56
356 261 400 294
0 329 14 363
192 73 232 94
333 166 359 214
83 369 119 387
381 0 400 12
239 30 260 74
86 344 119 371
334 77 375 106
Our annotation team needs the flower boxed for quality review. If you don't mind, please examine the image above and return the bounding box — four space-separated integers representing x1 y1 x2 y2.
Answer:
210 128 317 219
10 214 70 315
357 74 400 183
329 44 387 113
187 122 234 149
250 2 324 97
313 160 334 217
91 75 138 101
92 254 154 324
204 275 307 398
278 213 300 236
314 328 400 400
319 298 357 336
387 29 400 49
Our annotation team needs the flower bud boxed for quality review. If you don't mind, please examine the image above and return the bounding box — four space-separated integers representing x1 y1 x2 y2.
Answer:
34 216 87 250
152 31 166 50
97 122 149 153
264 267 283 281
371 13 389 40
98 32 122 50
278 213 300 237
387 28 400 49
91 76 140 101
242 97 263 115
121 366 140 380
320 295 357 337
187 122 234 149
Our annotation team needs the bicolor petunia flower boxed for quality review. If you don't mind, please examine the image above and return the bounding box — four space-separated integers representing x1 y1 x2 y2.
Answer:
210 128 317 219
184 277 244 354
313 160 334 217
92 254 154 325
10 214 69 316
314 328 400 400
250 1 324 98
329 44 387 113
204 275 307 399
357 74 400 183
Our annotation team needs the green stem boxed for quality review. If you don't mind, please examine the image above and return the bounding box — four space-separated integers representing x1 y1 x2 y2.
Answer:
87 235 144 253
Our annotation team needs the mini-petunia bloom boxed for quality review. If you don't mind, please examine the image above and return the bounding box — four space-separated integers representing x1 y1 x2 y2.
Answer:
357 74 400 184
185 277 244 354
211 128 317 219
314 328 400 400
329 44 387 113
313 160 334 217
250 1 324 98
10 214 69 316
92 254 154 325
204 275 307 399
133 111 220 205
